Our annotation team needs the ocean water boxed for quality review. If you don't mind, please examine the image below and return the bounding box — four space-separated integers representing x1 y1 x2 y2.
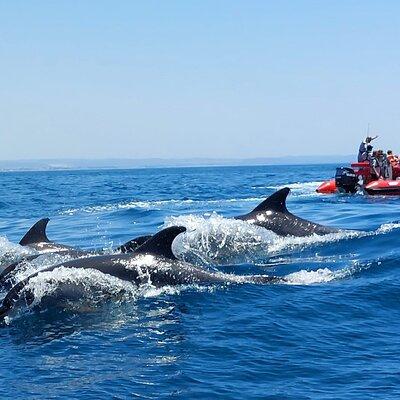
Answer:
0 164 400 399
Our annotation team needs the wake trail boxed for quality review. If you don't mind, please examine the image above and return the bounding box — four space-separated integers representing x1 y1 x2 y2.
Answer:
164 214 400 265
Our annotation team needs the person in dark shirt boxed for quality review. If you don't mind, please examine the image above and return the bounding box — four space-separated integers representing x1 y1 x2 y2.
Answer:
358 135 378 162
359 144 373 162
372 149 390 179
371 150 381 179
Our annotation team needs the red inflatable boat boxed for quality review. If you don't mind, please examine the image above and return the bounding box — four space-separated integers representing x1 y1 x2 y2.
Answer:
317 162 400 195
364 179 400 195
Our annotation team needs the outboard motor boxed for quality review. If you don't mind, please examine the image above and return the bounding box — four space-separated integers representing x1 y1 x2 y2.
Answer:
335 167 358 193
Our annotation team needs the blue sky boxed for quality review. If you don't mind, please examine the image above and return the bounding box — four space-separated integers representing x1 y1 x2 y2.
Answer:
1 1 399 160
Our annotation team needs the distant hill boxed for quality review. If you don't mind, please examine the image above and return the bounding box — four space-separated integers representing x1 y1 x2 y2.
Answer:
0 155 355 172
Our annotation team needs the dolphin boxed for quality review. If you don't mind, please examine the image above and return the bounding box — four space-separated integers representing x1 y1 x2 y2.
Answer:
235 187 339 237
0 219 152 290
0 226 283 321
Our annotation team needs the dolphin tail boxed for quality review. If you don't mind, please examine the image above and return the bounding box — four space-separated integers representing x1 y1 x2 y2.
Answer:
117 235 153 254
250 187 290 214
19 218 51 246
134 226 186 260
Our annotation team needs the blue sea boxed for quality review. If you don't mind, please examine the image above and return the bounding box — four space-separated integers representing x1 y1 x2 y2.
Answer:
0 164 400 399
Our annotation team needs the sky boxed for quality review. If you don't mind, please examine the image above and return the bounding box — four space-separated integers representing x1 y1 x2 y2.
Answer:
1 1 399 160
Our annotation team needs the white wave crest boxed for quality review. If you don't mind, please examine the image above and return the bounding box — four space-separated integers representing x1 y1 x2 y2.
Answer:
59 197 265 216
283 257 371 285
267 230 362 254
375 222 400 234
58 183 326 217
256 181 323 197
284 267 336 285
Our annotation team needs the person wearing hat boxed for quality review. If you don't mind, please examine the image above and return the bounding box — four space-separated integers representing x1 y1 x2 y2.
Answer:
358 135 378 162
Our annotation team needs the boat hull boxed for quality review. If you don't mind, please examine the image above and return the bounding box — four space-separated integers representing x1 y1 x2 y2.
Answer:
316 179 337 194
364 180 400 195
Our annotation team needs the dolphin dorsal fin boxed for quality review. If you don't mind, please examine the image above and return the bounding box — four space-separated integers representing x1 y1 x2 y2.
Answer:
117 235 153 253
134 226 186 260
251 188 290 214
19 218 51 246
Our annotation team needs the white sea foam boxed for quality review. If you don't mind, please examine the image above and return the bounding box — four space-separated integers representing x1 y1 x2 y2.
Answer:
58 182 325 216
255 181 324 197
284 267 337 285
9 253 90 285
0 236 34 267
59 197 265 216
164 213 363 265
165 213 277 265
165 213 400 265
25 266 139 306
375 222 400 234
283 259 366 285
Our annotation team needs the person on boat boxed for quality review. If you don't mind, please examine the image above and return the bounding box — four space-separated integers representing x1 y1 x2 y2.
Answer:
358 135 378 162
359 144 373 162
371 150 382 179
387 150 399 166
381 150 392 179
372 149 390 179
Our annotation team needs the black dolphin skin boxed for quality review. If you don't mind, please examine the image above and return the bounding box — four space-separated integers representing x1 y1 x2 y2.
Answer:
0 226 282 321
0 219 152 290
235 187 339 237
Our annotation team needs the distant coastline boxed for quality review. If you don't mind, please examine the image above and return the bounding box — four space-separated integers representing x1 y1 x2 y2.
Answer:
0 155 354 172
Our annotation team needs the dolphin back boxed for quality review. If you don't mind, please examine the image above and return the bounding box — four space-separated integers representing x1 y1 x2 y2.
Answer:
117 235 153 253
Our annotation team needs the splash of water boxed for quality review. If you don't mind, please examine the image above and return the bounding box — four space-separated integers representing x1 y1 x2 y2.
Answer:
25 266 139 307
3 265 216 324
165 213 277 266
165 214 400 266
9 253 90 287
0 236 34 267
256 181 324 197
